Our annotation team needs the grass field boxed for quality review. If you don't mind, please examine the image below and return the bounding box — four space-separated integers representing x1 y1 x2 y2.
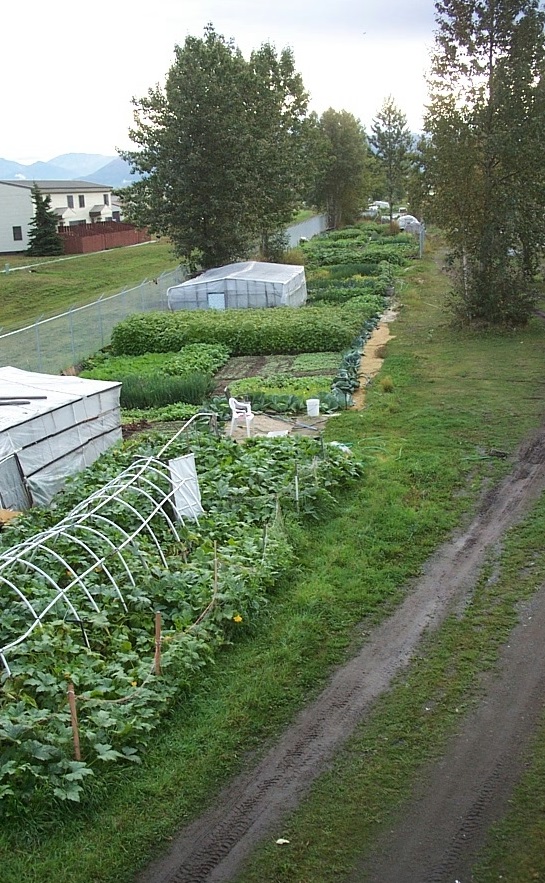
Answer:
0 240 179 332
2 237 545 882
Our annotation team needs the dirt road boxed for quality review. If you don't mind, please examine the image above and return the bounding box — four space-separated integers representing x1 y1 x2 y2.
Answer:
136 425 545 883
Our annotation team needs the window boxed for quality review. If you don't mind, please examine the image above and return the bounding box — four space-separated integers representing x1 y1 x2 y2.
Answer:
103 193 110 206
67 194 74 209
12 226 22 241
78 194 85 208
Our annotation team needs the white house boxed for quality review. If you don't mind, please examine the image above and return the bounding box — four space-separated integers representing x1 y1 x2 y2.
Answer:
0 180 115 253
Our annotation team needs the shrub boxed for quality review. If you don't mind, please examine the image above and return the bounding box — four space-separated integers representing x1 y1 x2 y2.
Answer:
162 343 231 376
110 307 370 357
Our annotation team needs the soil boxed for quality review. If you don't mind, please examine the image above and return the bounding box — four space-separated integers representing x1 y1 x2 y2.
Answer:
135 417 545 882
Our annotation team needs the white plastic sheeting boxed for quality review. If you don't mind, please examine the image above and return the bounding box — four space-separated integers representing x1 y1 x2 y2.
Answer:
167 261 307 311
169 453 204 521
0 415 211 675
0 367 121 508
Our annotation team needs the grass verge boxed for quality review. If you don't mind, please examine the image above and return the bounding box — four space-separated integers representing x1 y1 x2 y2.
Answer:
0 241 178 332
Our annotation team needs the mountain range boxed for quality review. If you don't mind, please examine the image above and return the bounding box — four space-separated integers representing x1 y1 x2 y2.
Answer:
0 153 141 188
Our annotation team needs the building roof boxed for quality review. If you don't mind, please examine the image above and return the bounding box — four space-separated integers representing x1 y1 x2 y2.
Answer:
53 206 77 218
0 180 112 193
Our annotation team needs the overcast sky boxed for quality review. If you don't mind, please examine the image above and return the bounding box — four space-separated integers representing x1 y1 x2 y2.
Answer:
3 0 438 165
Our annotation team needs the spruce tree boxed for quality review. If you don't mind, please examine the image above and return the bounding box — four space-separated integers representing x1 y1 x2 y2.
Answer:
27 184 63 256
370 97 413 222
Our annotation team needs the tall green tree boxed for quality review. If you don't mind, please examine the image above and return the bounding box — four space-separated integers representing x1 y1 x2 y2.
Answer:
27 184 63 256
247 43 314 258
425 0 545 325
312 109 373 229
370 96 413 222
119 25 311 269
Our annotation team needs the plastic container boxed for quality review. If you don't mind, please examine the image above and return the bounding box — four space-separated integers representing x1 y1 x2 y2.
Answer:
306 398 320 417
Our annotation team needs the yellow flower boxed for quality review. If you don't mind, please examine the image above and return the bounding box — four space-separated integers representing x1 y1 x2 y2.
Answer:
131 681 137 687
233 614 243 623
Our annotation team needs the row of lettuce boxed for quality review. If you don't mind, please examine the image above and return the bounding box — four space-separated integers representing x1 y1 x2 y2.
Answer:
0 222 418 808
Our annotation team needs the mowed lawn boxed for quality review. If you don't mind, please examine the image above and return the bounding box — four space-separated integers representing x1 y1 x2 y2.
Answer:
0 240 179 332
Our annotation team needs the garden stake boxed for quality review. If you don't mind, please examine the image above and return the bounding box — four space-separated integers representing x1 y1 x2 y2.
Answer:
295 463 300 514
67 682 81 761
154 612 162 676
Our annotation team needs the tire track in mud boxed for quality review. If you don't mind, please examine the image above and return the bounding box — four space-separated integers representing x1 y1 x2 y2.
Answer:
136 428 545 883
357 587 545 883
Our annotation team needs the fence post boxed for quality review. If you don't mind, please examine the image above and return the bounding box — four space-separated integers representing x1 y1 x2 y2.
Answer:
67 682 81 761
154 612 162 675
68 307 76 364
34 317 43 372
97 296 104 348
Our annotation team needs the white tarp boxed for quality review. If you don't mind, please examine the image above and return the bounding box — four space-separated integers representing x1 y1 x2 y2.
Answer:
168 453 204 521
167 261 307 311
0 367 122 507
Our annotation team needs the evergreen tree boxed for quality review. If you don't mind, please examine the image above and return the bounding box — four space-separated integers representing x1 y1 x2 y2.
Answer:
27 184 63 256
425 0 545 325
120 25 312 269
370 97 413 222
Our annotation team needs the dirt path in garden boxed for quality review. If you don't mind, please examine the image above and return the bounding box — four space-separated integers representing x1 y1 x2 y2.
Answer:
351 308 397 410
136 423 545 883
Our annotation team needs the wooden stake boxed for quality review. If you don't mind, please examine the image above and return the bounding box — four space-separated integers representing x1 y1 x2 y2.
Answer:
154 612 162 675
67 682 81 761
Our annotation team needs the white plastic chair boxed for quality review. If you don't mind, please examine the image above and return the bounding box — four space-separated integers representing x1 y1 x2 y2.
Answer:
228 397 254 437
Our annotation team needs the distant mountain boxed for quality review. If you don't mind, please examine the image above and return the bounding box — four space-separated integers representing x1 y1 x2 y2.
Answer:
0 153 120 183
83 157 142 188
0 157 73 180
50 153 117 176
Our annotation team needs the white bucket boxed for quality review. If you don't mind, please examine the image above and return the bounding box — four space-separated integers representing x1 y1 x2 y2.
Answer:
306 398 320 417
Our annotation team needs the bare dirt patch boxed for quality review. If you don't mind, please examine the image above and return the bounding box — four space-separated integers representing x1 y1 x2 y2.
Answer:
135 423 545 883
352 310 397 410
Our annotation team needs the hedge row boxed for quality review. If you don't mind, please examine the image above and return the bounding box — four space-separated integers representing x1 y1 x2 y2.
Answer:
110 305 374 357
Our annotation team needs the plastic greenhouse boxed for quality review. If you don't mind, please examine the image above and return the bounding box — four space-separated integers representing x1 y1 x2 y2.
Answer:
0 417 210 676
0 367 121 510
167 261 307 311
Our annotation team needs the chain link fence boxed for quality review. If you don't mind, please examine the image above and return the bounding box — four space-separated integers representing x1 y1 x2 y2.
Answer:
0 266 187 374
0 216 328 375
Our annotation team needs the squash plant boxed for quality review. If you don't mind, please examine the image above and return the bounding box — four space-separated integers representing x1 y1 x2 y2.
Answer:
0 432 363 806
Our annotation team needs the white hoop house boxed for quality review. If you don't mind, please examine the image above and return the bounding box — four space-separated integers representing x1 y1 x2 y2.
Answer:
0 416 213 676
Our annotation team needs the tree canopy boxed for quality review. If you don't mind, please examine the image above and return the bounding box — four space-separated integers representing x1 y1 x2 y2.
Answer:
120 25 312 269
424 0 545 325
27 185 63 257
370 97 413 222
311 109 373 229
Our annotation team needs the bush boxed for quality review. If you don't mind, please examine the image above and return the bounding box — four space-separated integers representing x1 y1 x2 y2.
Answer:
110 307 371 357
162 343 231 376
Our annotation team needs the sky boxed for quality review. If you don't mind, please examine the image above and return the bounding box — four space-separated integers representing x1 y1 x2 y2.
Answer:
2 0 438 165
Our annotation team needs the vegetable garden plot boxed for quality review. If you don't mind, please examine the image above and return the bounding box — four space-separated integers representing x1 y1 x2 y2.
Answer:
0 425 364 804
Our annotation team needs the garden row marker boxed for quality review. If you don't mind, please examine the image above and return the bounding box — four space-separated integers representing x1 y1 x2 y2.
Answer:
67 682 81 761
154 612 162 676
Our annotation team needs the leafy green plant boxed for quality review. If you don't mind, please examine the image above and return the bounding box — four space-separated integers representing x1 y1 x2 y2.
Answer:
162 343 231 377
110 307 371 357
229 374 335 398
292 352 342 372
0 432 364 806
